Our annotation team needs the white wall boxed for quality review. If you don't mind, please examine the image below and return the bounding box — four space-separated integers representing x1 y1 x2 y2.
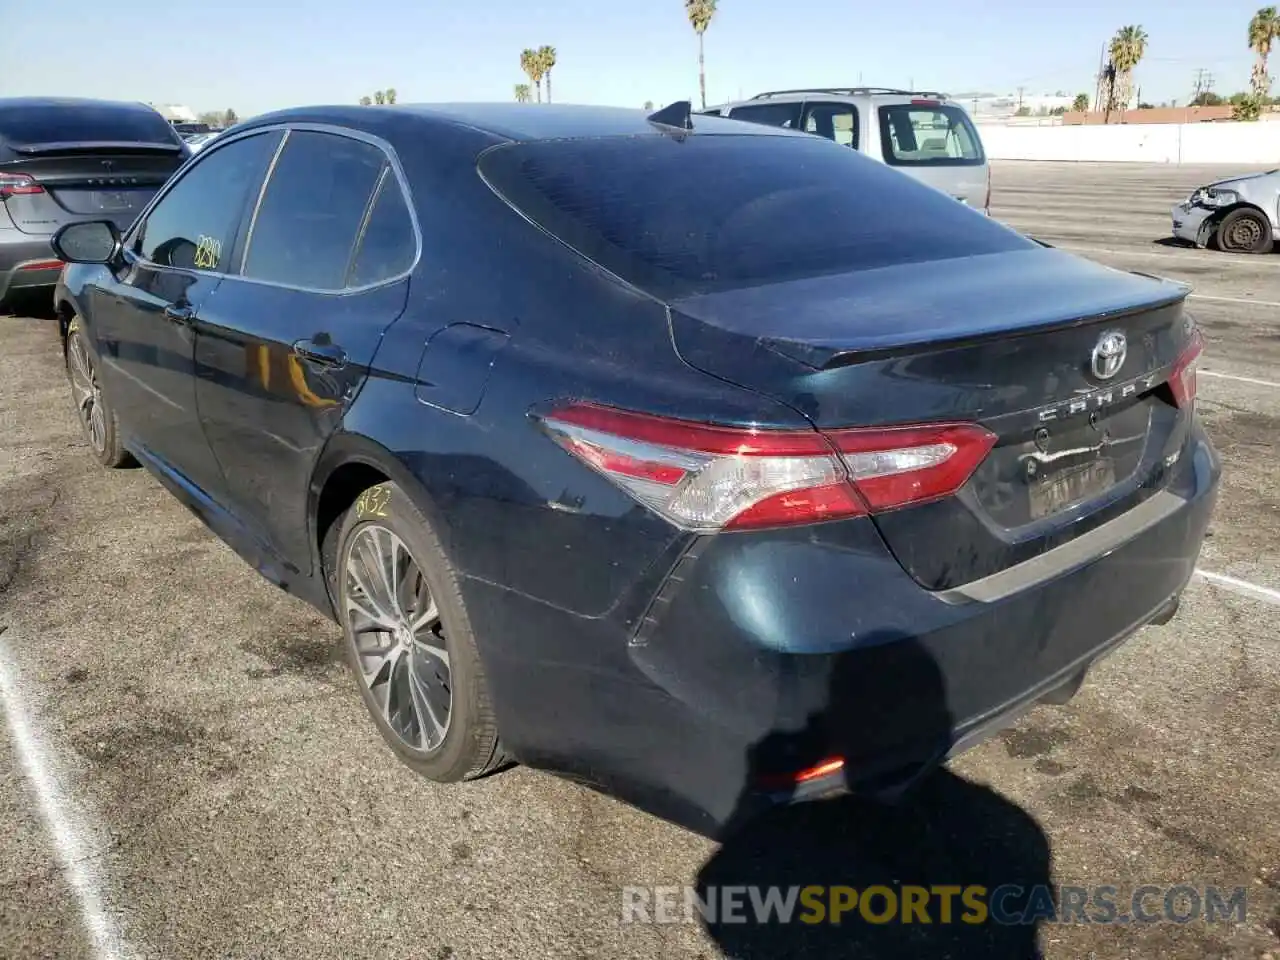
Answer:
977 121 1280 164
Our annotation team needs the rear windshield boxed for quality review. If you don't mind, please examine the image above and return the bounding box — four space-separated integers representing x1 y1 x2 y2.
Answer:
877 104 984 167
479 133 1026 298
0 104 181 147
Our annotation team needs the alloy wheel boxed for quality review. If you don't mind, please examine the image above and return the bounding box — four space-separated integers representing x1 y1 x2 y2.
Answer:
68 335 106 454
343 524 452 752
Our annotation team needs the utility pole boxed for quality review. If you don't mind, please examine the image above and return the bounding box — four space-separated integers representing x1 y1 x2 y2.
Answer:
1017 86 1025 114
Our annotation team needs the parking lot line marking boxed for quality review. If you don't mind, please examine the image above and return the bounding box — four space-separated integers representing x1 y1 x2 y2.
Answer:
1200 370 1280 389
1188 293 1280 309
1195 569 1280 606
0 634 135 960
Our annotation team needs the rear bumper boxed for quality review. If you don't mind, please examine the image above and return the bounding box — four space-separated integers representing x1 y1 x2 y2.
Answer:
464 421 1220 837
0 233 60 302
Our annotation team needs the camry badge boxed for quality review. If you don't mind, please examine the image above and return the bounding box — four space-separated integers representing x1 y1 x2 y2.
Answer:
1091 331 1127 380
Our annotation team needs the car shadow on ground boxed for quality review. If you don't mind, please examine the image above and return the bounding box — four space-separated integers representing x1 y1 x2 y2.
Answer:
0 289 57 320
697 636 1052 959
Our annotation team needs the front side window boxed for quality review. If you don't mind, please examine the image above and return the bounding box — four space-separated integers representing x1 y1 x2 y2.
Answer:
135 131 279 271
242 130 386 290
878 104 984 166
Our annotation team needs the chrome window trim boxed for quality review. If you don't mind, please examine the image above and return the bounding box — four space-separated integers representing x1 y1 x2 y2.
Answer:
124 121 422 297
934 490 1189 605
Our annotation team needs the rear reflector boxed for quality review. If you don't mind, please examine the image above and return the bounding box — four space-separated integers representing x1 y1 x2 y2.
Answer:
758 756 846 790
0 172 44 198
1169 329 1203 408
18 259 63 271
537 402 996 532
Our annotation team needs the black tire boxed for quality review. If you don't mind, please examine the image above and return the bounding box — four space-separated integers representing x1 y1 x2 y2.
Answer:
1216 208 1274 255
333 481 509 782
64 320 130 468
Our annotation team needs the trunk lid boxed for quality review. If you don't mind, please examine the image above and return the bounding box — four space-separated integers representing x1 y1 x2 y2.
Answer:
0 143 184 235
669 247 1198 590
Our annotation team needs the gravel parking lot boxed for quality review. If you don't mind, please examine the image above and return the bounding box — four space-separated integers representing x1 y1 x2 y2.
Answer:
2 161 1278 960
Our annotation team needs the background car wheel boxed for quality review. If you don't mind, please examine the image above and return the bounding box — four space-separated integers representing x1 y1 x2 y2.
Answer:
65 322 130 468
334 481 509 782
1216 208 1274 254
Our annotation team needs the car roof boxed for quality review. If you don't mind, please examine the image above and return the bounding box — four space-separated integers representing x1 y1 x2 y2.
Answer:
0 96 161 115
238 102 805 143
708 89 956 110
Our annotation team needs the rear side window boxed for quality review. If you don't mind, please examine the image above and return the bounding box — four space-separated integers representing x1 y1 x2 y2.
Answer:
347 172 417 287
803 103 859 149
0 103 181 147
878 104 984 166
726 102 801 129
242 130 387 290
479 133 1029 298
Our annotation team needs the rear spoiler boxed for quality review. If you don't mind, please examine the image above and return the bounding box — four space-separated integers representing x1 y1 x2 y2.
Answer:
10 140 184 155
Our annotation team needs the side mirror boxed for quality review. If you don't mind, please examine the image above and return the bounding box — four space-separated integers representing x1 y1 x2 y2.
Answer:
50 220 122 265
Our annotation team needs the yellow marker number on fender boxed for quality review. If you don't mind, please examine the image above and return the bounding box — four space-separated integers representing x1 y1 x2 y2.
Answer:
356 485 392 519
193 234 223 270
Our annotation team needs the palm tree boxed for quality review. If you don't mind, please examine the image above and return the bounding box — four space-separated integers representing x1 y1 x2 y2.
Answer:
521 49 543 102
1072 92 1090 112
515 84 532 103
359 95 373 106
1108 25 1148 121
684 0 718 110
538 46 558 103
1249 7 1279 101
385 88 398 105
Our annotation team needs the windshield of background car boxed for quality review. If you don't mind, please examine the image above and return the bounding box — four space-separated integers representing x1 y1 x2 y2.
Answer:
877 104 984 166
0 104 182 147
478 132 1026 298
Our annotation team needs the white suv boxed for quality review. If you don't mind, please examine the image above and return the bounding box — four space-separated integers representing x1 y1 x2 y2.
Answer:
704 88 991 213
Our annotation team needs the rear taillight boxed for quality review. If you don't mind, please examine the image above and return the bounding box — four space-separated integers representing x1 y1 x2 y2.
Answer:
537 402 996 533
0 173 44 199
1169 330 1203 408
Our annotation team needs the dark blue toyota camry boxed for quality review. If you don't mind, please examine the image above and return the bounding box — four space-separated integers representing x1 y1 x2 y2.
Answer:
50 103 1218 837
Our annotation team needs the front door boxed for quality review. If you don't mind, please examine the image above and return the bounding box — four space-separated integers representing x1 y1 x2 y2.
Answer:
194 128 417 574
92 129 281 494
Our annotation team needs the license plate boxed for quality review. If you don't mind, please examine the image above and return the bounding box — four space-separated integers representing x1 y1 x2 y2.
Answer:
92 191 130 211
1028 459 1116 520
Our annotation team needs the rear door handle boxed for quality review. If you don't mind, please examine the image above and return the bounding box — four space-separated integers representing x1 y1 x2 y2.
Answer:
163 304 193 325
292 336 347 368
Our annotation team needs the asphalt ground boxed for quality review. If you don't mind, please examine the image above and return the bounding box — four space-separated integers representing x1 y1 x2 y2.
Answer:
1 160 1278 960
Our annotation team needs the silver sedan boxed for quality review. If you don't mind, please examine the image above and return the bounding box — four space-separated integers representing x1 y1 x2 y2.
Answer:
1171 170 1279 254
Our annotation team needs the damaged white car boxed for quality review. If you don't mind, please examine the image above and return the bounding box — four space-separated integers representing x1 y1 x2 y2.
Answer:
1171 170 1279 254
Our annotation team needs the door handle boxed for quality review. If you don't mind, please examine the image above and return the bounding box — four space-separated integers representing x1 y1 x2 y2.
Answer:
292 335 347 368
163 303 194 325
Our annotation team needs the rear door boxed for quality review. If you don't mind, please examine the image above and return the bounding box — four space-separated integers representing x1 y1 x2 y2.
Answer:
194 127 417 575
0 102 188 235
875 100 988 209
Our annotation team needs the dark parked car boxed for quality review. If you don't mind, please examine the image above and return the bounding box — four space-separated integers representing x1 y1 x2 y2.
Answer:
0 97 189 309
50 103 1218 837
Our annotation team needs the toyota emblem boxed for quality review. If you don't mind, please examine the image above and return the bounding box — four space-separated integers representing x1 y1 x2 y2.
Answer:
1091 331 1127 380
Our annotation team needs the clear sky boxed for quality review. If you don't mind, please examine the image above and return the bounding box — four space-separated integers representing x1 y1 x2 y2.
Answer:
0 0 1267 116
